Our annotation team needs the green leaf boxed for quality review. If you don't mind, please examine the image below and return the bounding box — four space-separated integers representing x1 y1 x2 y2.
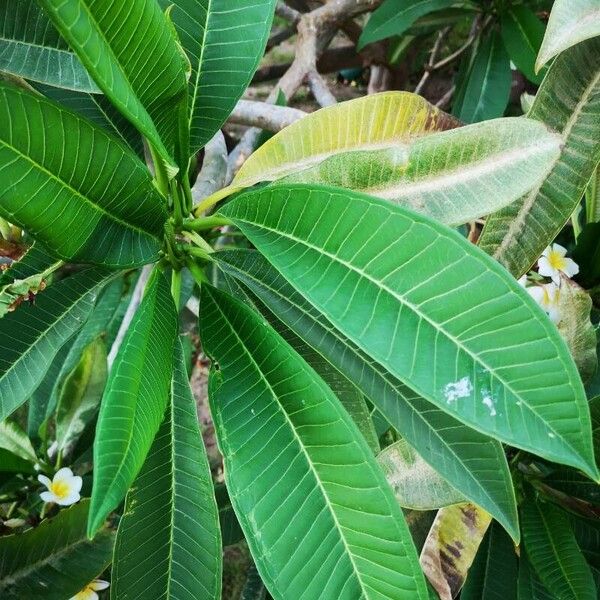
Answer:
522 497 595 600
536 0 600 72
569 512 600 570
0 420 36 464
200 284 429 599
112 339 222 599
453 29 512 123
56 337 107 457
0 449 35 474
37 0 188 173
573 223 600 289
215 483 245 547
358 0 465 49
161 0 276 156
518 554 556 600
0 500 114 600
219 184 598 479
420 503 491 599
479 37 600 278
214 249 519 540
461 522 518 600
0 82 167 267
0 0 99 92
201 92 459 208
88 269 178 537
501 6 546 84
0 268 110 421
378 439 464 509
282 117 562 226
556 279 598 383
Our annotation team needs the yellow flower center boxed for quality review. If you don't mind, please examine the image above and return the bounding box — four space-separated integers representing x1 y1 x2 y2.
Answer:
547 250 567 271
73 587 95 600
50 480 70 499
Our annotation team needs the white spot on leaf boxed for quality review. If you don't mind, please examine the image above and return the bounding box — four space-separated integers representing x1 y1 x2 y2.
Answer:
443 377 473 404
481 391 497 417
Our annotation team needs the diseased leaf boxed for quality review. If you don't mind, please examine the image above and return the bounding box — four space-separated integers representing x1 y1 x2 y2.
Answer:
0 0 99 92
378 439 464 509
461 522 518 600
536 0 600 72
501 6 546 84
112 340 222 600
282 117 561 226
201 92 459 207
0 501 114 600
160 0 276 155
88 270 178 537
0 268 110 421
479 37 600 278
522 497 595 600
201 285 429 600
55 337 107 457
215 249 519 540
454 29 511 123
219 185 598 479
0 82 167 267
419 503 491 600
38 0 188 172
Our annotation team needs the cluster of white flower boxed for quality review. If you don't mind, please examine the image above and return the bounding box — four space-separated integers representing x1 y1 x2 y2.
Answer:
69 579 109 600
519 243 579 324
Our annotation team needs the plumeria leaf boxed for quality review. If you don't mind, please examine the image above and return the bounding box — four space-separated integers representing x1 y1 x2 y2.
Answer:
0 82 168 267
0 420 37 464
281 117 561 226
201 92 459 208
112 339 222 600
0 500 114 600
518 554 556 600
215 484 245 547
215 248 519 540
0 0 99 92
419 504 491 600
536 0 600 72
37 0 188 173
522 497 596 600
378 439 464 509
218 184 598 479
200 284 429 599
88 269 178 537
479 37 600 278
160 0 276 156
461 522 518 600
0 268 111 421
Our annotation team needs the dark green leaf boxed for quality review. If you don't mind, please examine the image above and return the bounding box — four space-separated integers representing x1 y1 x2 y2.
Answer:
0 268 110 421
88 270 178 537
201 285 429 599
573 223 600 289
219 184 597 478
112 339 222 599
0 82 167 267
215 484 245 547
518 553 556 600
0 500 114 600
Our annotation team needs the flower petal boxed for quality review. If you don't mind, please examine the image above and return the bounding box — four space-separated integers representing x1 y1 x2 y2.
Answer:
37 474 51 488
537 256 556 279
71 475 83 494
527 286 545 305
54 467 75 481
90 580 110 591
541 246 551 257
40 491 56 503
563 258 580 278
552 242 567 257
56 492 81 506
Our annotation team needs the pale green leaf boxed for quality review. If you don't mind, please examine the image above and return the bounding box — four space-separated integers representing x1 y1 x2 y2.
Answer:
0 420 36 464
0 82 167 267
536 0 600 72
200 92 459 209
419 504 491 600
214 248 519 540
282 117 562 226
38 0 188 172
522 497 595 600
219 184 598 479
88 269 178 537
0 500 114 600
160 0 276 156
0 268 110 421
112 339 222 600
479 37 600 277
0 0 99 92
201 284 429 600
378 439 464 509
56 337 107 457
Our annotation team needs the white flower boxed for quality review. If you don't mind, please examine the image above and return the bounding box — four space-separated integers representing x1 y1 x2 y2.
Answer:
537 243 579 284
38 467 82 506
517 274 528 288
527 282 561 323
2 518 26 528
69 579 109 600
